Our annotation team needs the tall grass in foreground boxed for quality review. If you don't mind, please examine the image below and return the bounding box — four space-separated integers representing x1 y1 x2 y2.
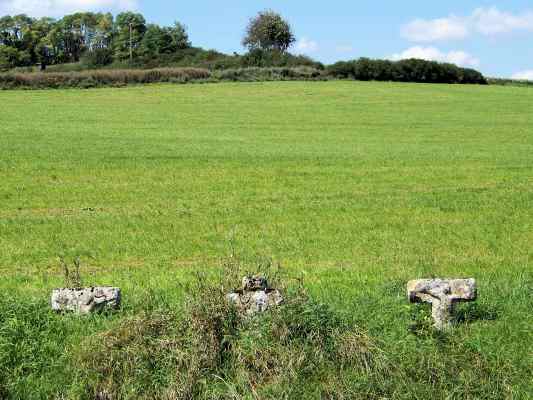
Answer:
71 261 382 399
0 255 527 399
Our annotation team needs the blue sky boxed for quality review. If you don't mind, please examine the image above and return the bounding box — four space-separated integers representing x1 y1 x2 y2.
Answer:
1 0 532 78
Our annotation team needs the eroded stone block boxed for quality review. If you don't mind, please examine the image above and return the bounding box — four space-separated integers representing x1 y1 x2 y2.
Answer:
242 276 268 291
227 276 283 315
51 287 121 314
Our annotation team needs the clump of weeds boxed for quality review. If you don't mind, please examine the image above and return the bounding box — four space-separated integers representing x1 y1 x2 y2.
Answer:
72 255 384 399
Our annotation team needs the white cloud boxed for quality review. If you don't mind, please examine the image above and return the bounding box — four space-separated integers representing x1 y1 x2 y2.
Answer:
444 50 480 67
295 37 318 53
511 70 533 81
390 46 480 67
472 7 533 35
402 16 468 42
0 0 138 18
402 7 533 42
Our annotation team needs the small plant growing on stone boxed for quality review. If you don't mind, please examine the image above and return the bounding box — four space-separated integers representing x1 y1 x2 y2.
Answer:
60 256 83 288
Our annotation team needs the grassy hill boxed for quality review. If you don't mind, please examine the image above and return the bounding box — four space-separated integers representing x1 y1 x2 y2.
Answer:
1 81 531 398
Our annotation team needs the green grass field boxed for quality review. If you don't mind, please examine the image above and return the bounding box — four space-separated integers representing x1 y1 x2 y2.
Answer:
1 81 532 399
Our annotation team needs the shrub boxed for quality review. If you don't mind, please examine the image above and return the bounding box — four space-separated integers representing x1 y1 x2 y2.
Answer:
0 67 211 89
487 77 533 87
0 45 31 71
326 58 487 84
240 48 323 69
80 48 114 68
215 66 323 82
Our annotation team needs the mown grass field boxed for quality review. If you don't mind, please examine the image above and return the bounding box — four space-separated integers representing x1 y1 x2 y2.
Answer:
0 81 532 399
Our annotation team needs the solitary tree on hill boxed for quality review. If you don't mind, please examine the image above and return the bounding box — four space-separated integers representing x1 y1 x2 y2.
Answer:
242 10 295 53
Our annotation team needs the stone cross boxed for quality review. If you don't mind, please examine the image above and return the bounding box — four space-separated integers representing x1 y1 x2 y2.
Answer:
51 287 121 314
407 278 477 330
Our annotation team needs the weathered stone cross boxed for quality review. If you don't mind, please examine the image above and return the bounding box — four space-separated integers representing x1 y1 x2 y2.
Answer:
407 278 477 330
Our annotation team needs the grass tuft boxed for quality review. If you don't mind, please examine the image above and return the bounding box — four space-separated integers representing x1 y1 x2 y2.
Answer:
71 260 380 399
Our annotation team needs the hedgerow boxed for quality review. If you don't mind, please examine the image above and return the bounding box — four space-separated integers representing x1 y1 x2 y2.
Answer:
0 59 491 90
326 58 487 85
0 67 210 89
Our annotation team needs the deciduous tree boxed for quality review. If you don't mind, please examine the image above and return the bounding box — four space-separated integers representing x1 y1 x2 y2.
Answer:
242 10 295 53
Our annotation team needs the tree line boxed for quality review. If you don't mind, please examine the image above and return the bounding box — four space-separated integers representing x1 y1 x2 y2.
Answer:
0 9 487 85
0 12 189 70
0 10 302 71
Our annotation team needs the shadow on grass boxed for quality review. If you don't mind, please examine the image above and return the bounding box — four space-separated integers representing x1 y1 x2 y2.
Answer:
455 302 500 323
409 302 500 339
